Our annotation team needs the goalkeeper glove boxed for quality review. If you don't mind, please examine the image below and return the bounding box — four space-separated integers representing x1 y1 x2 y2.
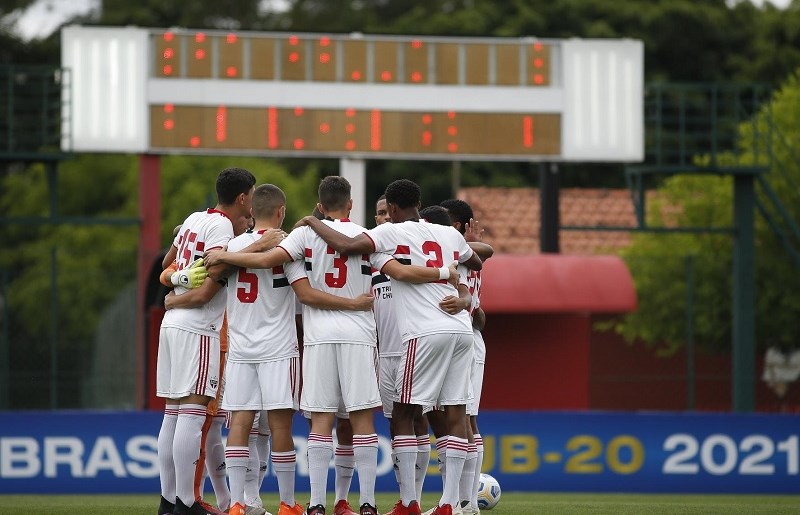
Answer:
171 258 208 288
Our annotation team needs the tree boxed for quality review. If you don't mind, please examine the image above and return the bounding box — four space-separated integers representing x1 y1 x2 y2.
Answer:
610 70 800 355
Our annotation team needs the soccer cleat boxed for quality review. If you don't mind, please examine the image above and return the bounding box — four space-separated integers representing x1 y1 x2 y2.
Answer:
229 503 247 515
173 498 226 515
158 496 175 515
307 504 326 515
430 505 453 515
358 503 378 515
458 502 478 515
385 500 422 515
333 499 358 515
278 502 306 515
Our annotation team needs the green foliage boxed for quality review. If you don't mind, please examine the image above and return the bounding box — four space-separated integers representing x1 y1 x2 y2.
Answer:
612 71 800 354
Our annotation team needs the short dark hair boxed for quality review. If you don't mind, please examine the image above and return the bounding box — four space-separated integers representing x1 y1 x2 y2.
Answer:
216 167 256 205
440 198 474 234
376 194 386 202
252 184 285 219
419 205 452 226
385 179 420 209
318 176 351 211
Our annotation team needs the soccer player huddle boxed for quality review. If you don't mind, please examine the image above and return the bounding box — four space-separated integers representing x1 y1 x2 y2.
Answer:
157 168 492 515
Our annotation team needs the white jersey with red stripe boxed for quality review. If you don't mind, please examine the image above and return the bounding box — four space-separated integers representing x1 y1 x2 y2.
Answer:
161 208 234 337
467 268 486 364
366 219 474 341
371 269 402 357
278 219 391 346
225 230 305 362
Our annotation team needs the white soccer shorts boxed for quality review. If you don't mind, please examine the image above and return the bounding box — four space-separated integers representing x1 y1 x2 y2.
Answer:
396 332 474 407
156 327 221 399
221 357 300 411
300 343 381 413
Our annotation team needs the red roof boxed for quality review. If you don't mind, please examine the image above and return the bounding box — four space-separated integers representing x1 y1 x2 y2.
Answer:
458 187 636 255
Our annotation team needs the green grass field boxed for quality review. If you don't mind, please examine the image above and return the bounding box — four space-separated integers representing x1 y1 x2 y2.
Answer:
2 492 799 515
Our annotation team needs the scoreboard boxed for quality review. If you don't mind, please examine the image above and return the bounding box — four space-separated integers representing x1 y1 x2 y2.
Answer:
61 26 643 162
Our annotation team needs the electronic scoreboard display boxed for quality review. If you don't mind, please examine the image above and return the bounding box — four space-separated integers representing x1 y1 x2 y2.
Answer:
62 27 643 162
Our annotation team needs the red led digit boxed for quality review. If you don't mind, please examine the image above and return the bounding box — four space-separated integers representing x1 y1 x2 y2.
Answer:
195 33 206 43
448 111 456 119
319 53 331 64
216 106 227 142
164 119 174 130
163 64 173 75
226 66 237 77
294 139 304 150
294 107 304 116
533 58 543 68
289 35 299 46
190 136 200 147
345 123 355 134
226 33 237 44
411 40 423 49
448 142 458 153
163 48 174 59
381 71 392 81
345 108 356 118
320 123 330 134
345 140 356 150
422 131 432 146
320 36 330 47
411 71 422 82
351 71 362 80
371 110 381 151
533 42 543 52
533 74 544 84
267 107 278 149
163 32 174 42
422 114 432 125
448 126 457 136
164 104 174 113
195 49 205 60
523 116 534 148
289 52 299 63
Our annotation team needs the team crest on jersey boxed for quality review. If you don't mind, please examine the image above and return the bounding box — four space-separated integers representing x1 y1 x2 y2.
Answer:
210 377 218 389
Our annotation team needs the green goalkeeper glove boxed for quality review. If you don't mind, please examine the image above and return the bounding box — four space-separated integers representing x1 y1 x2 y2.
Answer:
171 258 208 289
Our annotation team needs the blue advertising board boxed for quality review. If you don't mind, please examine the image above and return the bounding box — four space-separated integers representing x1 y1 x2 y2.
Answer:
0 410 797 494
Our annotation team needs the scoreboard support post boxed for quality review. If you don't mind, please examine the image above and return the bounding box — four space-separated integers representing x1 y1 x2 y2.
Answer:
340 158 366 227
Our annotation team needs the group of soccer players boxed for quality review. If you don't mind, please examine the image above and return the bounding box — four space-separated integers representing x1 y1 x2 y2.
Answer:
156 168 491 515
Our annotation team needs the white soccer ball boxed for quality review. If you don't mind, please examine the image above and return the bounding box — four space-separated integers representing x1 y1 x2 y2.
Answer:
476 473 501 509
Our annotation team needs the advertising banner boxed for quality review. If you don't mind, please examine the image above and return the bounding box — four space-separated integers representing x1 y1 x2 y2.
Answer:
1 411 797 494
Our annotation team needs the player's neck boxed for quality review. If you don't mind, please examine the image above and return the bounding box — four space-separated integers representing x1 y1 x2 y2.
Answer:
252 217 280 231
323 209 350 220
214 204 238 220
393 209 420 223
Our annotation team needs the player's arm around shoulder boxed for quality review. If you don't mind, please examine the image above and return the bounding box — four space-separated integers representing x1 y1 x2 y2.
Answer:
164 277 224 309
439 283 472 315
291 278 374 311
297 215 374 255
381 258 459 286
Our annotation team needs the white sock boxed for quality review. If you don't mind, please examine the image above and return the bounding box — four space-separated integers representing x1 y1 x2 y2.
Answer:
244 430 260 504
353 434 379 507
472 434 484 509
157 406 179 502
435 436 449 485
391 446 401 487
440 436 468 508
225 446 249 507
257 429 271 487
415 435 431 503
334 444 355 503
205 414 230 510
272 451 297 506
459 443 477 506
308 433 333 507
173 404 207 506
394 435 418 506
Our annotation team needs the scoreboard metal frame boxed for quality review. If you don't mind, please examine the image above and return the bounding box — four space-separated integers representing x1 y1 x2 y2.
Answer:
61 26 643 162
